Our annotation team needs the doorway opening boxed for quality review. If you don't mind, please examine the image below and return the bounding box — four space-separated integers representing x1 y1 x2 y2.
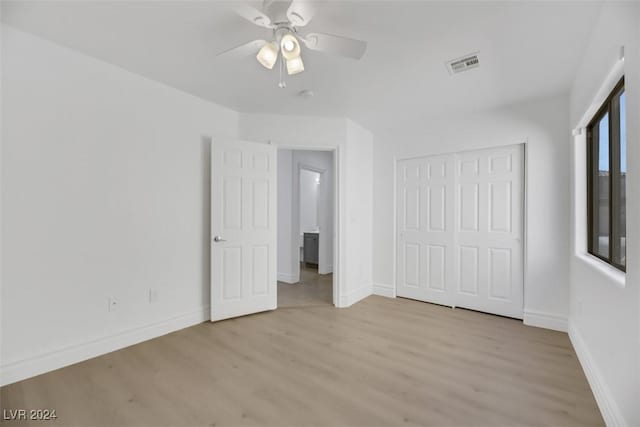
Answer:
277 149 335 308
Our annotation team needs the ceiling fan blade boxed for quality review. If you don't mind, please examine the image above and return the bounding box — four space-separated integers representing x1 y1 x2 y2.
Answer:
233 3 273 29
216 39 266 59
286 0 319 27
301 32 367 59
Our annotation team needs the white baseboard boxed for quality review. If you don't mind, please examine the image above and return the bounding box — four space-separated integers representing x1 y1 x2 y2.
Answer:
277 272 298 283
373 283 396 298
0 306 210 387
338 283 372 308
523 308 568 332
569 322 626 427
318 264 333 275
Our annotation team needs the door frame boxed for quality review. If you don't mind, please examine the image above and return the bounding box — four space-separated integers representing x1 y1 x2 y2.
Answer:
392 142 528 313
276 144 342 307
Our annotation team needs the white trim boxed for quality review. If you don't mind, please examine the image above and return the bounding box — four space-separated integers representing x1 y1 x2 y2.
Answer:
338 283 372 308
522 141 530 322
573 132 588 257
575 253 626 287
277 272 298 283
0 306 209 387
575 58 625 130
319 263 333 275
373 283 396 298
523 309 568 332
392 156 398 297
569 322 627 427
571 59 627 289
334 145 343 307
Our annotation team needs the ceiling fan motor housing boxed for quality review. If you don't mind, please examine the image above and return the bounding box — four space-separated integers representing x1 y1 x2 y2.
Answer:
274 26 296 43
263 0 291 25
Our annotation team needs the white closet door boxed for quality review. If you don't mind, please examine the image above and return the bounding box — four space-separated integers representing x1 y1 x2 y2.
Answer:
396 155 456 307
454 145 524 319
396 144 524 319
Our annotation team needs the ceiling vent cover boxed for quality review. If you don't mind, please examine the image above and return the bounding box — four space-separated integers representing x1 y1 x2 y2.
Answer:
446 53 479 75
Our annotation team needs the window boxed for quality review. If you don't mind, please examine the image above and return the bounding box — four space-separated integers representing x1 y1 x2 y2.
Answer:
587 77 626 271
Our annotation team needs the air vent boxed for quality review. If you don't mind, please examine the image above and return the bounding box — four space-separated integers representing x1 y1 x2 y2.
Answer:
446 53 480 75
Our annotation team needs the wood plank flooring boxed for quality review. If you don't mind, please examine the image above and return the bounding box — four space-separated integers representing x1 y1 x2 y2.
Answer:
277 266 333 308
1 295 603 427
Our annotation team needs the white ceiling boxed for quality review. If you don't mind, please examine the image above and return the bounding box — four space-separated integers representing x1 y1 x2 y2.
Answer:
2 1 602 132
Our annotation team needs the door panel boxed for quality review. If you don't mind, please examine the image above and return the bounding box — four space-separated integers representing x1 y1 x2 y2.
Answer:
397 144 524 319
458 182 479 231
458 245 479 296
454 145 523 318
489 182 512 232
251 245 270 295
427 244 446 290
211 139 277 321
252 179 269 229
488 247 512 300
396 155 455 307
428 186 446 231
222 247 242 300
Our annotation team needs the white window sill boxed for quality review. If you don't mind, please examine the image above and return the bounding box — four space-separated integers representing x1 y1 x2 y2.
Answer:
575 252 626 288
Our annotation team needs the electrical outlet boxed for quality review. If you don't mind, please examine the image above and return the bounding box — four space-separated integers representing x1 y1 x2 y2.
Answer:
149 289 159 303
108 297 118 312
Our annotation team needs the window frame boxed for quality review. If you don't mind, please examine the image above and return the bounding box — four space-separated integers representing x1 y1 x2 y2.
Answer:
586 76 625 272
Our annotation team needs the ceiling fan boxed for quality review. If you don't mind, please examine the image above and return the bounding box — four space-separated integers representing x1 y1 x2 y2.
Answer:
217 0 367 86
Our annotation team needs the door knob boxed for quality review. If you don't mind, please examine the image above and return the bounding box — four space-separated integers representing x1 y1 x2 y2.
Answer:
213 235 227 242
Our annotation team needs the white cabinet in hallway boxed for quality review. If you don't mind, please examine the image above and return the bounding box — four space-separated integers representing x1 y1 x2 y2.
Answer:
396 144 524 319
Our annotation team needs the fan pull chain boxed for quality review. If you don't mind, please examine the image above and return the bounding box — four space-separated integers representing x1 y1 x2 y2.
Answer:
278 55 286 88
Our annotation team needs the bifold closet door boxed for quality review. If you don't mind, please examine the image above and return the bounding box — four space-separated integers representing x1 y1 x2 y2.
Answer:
396 154 456 307
396 144 524 319
454 145 524 319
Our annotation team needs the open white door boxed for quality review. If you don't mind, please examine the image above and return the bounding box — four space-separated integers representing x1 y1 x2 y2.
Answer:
211 138 277 322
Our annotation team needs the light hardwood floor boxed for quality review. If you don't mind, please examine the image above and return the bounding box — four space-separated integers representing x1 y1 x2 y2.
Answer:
1 295 603 427
277 265 333 308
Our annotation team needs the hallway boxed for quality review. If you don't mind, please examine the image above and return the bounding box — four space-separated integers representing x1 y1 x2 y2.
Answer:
277 266 333 308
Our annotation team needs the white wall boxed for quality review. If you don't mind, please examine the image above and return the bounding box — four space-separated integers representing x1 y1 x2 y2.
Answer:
345 120 374 304
372 95 572 330
239 114 374 307
276 149 295 283
568 3 640 426
299 169 320 233
0 26 238 385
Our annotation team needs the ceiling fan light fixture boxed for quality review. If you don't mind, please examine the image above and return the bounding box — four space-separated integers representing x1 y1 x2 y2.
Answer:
222 1 368 86
283 39 295 52
256 41 279 69
286 56 305 75
280 33 301 60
